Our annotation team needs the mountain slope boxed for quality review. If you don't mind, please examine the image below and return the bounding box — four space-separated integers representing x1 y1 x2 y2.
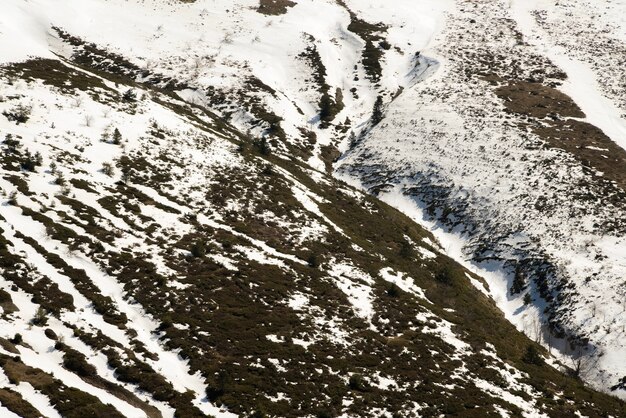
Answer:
1 51 624 418
0 0 625 417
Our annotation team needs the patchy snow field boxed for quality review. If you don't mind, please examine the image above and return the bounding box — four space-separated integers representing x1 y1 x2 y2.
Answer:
0 0 625 416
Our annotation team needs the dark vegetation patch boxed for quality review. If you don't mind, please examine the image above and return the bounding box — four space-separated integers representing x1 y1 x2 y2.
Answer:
247 76 277 96
0 289 18 317
320 144 341 172
0 134 24 172
4 174 33 197
496 81 584 119
1 135 43 178
612 376 626 392
0 337 19 355
250 105 286 144
2 104 31 124
69 178 98 193
59 345 98 377
468 25 567 86
257 0 296 16
203 168 309 255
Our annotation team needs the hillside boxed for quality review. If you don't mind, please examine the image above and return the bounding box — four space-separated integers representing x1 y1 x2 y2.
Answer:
338 0 626 398
0 0 625 417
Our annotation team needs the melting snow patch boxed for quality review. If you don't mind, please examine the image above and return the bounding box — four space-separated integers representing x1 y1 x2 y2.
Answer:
266 334 285 344
417 246 437 259
328 262 376 325
493 405 512 418
370 372 400 391
292 337 314 349
415 312 471 357
235 245 286 267
209 254 239 271
287 292 309 311
422 237 442 250
465 272 490 296
168 280 190 290
473 378 547 418
379 267 432 303
289 184 345 236
267 392 289 403
268 358 288 373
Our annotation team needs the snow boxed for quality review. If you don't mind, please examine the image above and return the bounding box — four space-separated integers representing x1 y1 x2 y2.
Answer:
416 245 436 259
266 391 288 402
209 253 239 271
287 292 309 311
0 0 624 411
235 245 287 268
266 334 284 344
328 261 376 325
0 1 55 63
290 184 342 235
379 267 431 303
0 406 20 418
465 273 489 297
473 377 548 418
291 338 313 350
371 374 397 391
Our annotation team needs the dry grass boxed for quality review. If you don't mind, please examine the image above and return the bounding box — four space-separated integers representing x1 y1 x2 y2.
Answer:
495 79 626 194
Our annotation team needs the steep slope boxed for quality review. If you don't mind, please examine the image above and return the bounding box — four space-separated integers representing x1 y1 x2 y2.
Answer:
0 0 625 417
338 0 626 398
1 51 624 418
